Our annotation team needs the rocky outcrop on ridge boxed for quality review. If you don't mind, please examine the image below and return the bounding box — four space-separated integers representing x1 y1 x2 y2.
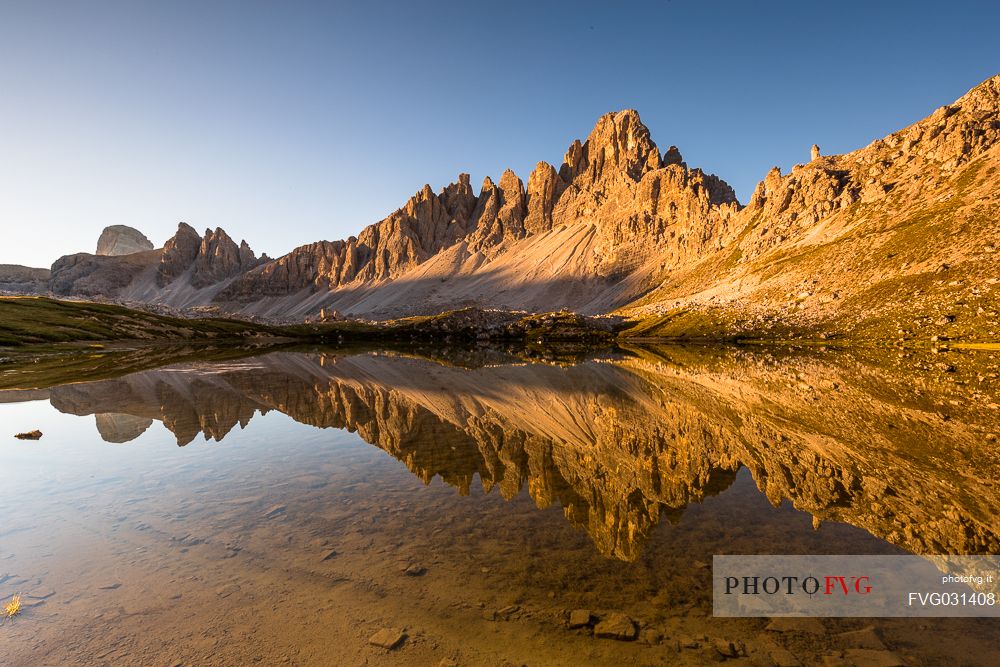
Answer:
154 222 202 287
49 250 157 297
190 227 266 288
95 225 154 256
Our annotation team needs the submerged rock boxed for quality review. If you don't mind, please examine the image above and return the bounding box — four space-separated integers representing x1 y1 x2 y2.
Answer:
593 612 637 640
712 638 746 658
368 627 406 650
568 609 592 628
263 504 286 519
766 617 826 635
836 626 886 650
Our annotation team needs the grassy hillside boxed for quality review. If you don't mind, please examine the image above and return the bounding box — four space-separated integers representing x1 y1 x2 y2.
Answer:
0 296 287 346
620 141 1000 344
0 298 615 352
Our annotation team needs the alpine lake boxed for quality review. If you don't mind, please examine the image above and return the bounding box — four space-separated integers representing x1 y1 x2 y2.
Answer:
2 341 999 666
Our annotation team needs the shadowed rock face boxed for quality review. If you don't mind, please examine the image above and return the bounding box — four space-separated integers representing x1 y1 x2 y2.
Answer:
157 223 268 289
96 225 154 256
0 264 50 294
155 222 202 287
49 250 157 296
30 345 1000 561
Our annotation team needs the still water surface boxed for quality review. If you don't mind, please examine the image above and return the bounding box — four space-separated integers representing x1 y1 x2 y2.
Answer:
1 345 999 665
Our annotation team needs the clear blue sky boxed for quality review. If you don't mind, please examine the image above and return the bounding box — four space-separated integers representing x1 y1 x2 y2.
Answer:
2 0 998 268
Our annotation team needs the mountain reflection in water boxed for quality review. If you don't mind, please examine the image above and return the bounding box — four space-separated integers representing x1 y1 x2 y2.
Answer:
19 344 1000 562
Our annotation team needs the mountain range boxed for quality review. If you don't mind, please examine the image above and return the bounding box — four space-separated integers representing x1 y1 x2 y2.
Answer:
5 74 999 338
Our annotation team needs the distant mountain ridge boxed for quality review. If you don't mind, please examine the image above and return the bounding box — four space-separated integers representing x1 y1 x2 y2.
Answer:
39 74 1000 337
49 222 270 307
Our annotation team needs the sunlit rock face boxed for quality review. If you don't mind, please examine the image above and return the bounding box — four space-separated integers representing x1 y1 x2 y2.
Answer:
32 345 1000 561
96 225 154 257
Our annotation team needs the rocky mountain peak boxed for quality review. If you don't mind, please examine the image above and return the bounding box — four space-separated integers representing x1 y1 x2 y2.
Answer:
439 173 477 224
238 239 257 266
174 222 200 239
190 226 264 289
467 169 526 252
154 223 264 289
524 161 565 235
498 168 522 192
95 225 154 256
662 145 684 167
953 73 1000 112
560 139 586 182
156 223 202 287
582 109 661 182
